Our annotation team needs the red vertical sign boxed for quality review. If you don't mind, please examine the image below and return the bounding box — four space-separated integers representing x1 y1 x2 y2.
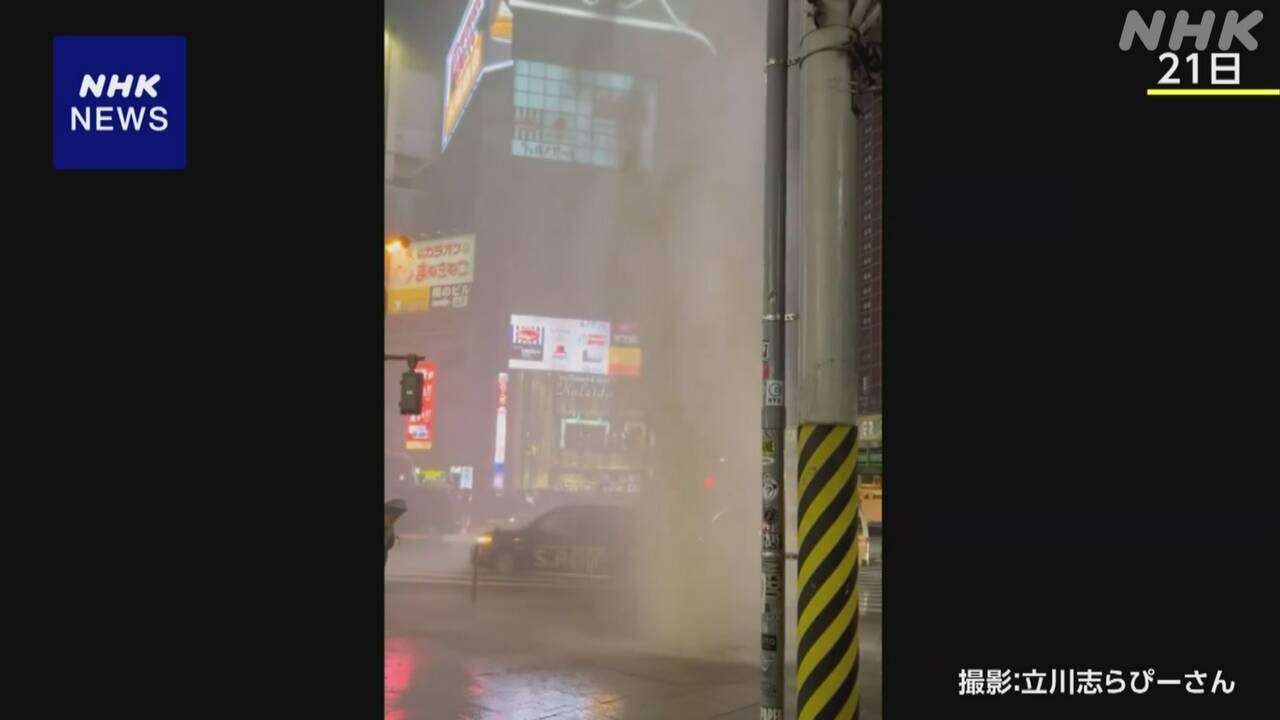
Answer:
404 360 436 450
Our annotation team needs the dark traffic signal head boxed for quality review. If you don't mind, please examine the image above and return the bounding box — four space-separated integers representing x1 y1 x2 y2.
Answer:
399 370 424 415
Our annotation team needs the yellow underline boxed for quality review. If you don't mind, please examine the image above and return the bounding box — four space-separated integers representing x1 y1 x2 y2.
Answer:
1147 88 1280 96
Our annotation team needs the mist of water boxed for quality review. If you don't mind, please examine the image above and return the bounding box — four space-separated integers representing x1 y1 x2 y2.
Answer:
547 0 772 660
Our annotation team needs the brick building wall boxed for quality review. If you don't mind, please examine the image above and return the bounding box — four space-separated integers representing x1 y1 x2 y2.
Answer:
857 96 882 417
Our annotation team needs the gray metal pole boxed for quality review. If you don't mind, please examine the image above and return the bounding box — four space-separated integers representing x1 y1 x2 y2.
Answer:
798 0 860 425
795 2 865 719
761 0 789 717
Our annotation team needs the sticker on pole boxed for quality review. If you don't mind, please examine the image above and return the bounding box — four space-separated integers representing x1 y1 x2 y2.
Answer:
763 476 779 502
764 572 781 598
764 380 783 406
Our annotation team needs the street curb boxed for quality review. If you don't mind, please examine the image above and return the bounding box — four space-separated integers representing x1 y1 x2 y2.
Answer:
384 573 611 591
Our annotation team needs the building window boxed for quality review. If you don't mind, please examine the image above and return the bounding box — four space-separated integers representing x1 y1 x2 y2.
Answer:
511 59 657 170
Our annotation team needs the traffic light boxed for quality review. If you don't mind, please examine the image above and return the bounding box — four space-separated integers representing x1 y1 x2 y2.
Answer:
399 370 424 415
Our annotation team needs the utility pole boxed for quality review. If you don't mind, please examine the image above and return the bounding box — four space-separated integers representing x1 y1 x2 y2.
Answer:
794 1 879 718
760 0 789 717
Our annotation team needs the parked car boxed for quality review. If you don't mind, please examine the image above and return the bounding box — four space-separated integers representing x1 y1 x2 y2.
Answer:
472 504 635 577
466 492 541 535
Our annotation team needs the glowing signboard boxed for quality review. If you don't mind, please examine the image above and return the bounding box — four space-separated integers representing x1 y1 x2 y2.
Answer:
510 314 611 375
490 0 513 42
386 235 475 314
494 372 508 490
443 0 487 151
451 465 475 490
609 321 642 376
404 360 436 451
508 315 641 376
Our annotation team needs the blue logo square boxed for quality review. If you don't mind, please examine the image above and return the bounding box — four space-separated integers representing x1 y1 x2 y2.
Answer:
53 36 187 170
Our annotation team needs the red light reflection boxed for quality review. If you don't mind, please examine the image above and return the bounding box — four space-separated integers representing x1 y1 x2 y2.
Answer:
385 637 417 720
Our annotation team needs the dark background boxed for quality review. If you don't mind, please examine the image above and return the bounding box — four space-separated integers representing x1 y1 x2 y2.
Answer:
23 3 382 716
17 1 1276 717
885 1 1277 717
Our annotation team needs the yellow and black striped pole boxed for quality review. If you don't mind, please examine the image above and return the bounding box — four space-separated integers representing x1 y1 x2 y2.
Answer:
797 422 860 720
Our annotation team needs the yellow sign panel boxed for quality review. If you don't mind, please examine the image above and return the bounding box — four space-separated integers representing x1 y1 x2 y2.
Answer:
490 0 513 42
387 287 431 314
386 235 475 315
608 346 642 376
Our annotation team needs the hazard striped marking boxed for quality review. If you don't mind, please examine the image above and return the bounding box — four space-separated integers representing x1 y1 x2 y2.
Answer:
797 422 860 720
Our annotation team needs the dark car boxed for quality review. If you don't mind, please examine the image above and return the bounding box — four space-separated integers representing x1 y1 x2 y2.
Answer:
472 504 635 577
467 492 541 535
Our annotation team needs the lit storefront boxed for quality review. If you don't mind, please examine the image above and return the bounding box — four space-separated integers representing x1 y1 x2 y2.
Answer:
501 315 650 500
509 371 651 495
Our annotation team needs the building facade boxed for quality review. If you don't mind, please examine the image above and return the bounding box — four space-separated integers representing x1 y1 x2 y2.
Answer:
855 94 883 518
384 0 723 525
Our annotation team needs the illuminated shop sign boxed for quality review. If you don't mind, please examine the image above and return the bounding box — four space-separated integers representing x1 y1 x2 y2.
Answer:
555 374 613 400
509 314 611 375
494 372 509 490
386 235 475 314
443 0 517 152
509 315 642 376
490 0 513 42
443 0 487 151
609 321 642 376
404 360 436 451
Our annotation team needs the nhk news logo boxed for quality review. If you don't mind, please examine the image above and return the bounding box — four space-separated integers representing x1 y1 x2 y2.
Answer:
53 36 187 169
1120 10 1277 96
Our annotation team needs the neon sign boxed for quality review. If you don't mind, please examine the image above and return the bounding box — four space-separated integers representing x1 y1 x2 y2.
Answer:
442 0 487 151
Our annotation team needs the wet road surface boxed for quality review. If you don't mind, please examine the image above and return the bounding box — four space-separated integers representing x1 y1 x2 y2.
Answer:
385 539 882 719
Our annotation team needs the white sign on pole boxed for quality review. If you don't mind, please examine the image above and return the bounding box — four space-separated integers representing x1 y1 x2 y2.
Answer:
764 380 783 407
